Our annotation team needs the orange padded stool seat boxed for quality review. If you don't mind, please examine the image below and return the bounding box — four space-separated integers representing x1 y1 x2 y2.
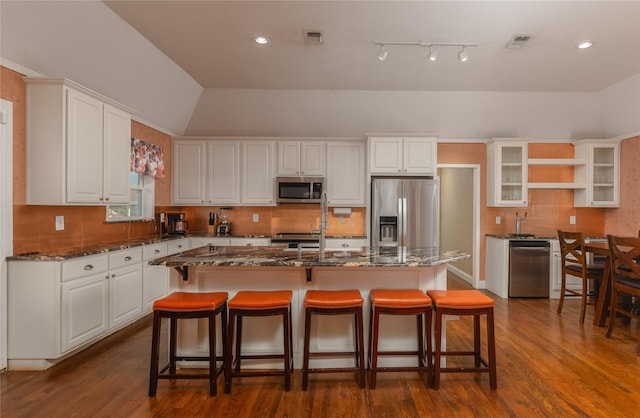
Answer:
368 289 433 389
427 289 497 390
302 289 365 390
224 290 293 393
149 291 228 397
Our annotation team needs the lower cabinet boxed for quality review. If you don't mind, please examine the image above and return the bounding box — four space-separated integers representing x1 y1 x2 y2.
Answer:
142 243 169 314
61 272 109 353
109 263 143 329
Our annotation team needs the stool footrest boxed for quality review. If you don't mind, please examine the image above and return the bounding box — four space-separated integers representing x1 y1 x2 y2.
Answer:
229 370 289 378
308 351 358 358
440 366 491 373
372 366 430 373
306 367 362 374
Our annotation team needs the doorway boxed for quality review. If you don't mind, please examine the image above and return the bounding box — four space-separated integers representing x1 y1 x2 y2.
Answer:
437 165 480 288
1 99 14 370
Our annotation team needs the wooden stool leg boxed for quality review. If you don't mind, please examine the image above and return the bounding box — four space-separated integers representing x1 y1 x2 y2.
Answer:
433 309 443 390
417 314 425 367
356 309 366 388
149 311 162 397
369 308 380 389
224 311 236 394
169 317 177 375
302 308 312 390
289 308 294 371
487 308 497 389
474 314 482 368
235 315 243 372
283 309 291 391
208 310 217 396
424 307 433 388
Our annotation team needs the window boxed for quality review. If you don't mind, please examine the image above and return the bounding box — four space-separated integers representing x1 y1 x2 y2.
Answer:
106 172 154 222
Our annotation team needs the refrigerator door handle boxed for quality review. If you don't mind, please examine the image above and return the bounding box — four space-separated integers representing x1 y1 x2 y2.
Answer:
400 197 407 246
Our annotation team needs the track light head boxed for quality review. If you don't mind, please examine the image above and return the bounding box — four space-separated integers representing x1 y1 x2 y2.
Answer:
458 46 468 62
377 45 388 62
428 46 438 61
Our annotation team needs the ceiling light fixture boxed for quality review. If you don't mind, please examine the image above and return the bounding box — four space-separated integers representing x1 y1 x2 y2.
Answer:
254 35 269 45
577 41 593 49
428 46 438 61
373 41 478 62
377 45 388 61
458 46 468 62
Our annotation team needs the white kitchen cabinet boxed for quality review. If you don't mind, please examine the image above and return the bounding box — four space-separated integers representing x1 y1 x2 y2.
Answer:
172 140 206 204
229 237 271 247
487 140 528 207
142 243 169 313
208 141 241 204
190 237 231 248
242 141 275 205
485 236 510 298
167 238 190 254
61 272 109 353
108 248 143 329
326 142 366 206
368 137 437 175
24 78 133 205
277 141 325 176
574 141 620 207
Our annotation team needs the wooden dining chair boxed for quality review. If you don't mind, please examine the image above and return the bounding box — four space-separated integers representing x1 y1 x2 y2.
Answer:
605 235 640 351
557 230 605 324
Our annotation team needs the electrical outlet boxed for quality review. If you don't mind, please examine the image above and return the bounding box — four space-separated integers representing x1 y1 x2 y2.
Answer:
570 215 576 225
495 216 501 225
252 213 259 222
55 215 64 231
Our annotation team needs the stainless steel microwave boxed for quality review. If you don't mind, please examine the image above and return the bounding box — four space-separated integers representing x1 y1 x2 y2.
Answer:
276 177 324 203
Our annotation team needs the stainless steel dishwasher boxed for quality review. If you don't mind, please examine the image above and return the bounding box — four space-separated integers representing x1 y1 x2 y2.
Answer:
509 240 550 297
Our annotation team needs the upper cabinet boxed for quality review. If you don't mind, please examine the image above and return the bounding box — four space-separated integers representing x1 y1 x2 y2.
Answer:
326 142 365 206
487 140 528 207
172 140 240 205
574 141 620 207
242 141 276 205
277 141 325 176
24 78 134 205
368 137 437 175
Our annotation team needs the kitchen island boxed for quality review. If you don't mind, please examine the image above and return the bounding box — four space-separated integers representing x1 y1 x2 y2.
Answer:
150 245 469 368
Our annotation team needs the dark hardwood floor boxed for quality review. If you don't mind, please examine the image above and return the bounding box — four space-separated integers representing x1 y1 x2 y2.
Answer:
2 275 639 417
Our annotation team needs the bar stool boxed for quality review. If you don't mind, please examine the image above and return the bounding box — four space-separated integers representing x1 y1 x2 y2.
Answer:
224 290 293 393
149 291 228 397
427 289 497 390
302 289 365 390
368 289 433 389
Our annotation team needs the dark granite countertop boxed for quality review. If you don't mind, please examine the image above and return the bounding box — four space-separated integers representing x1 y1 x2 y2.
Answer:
7 235 188 261
149 245 469 268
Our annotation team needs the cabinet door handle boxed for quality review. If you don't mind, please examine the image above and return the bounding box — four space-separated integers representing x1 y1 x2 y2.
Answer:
342 243 349 247
84 264 94 271
154 249 161 254
124 256 132 261
105 197 110 201
177 245 183 249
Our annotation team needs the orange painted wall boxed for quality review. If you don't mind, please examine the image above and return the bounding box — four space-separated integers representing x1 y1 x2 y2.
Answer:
604 135 640 236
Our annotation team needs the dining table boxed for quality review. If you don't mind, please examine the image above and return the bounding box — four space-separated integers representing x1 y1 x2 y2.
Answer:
584 242 611 327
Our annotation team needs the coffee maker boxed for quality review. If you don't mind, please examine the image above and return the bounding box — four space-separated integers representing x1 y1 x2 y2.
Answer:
216 207 232 236
167 212 188 235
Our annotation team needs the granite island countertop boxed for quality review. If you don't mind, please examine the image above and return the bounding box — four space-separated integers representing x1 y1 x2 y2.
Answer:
149 245 470 268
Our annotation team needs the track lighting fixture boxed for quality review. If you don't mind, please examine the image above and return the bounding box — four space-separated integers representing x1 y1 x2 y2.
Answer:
373 41 478 62
377 45 388 61
458 46 468 62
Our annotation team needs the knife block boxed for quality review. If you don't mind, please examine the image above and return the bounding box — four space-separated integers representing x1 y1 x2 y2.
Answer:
207 224 217 235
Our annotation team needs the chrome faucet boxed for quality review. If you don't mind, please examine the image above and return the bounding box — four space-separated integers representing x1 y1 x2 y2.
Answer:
515 211 527 235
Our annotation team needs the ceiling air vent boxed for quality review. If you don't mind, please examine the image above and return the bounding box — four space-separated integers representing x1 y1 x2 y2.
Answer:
505 34 533 49
304 30 323 45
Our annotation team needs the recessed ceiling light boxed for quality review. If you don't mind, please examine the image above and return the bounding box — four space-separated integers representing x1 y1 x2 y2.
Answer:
578 41 593 49
254 35 269 45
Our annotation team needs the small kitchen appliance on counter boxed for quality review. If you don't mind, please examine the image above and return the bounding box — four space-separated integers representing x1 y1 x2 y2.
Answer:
167 212 188 235
216 207 232 236
208 212 217 235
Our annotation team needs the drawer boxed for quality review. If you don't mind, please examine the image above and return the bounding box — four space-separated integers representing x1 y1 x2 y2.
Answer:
325 238 367 250
109 248 143 270
168 239 190 254
61 254 109 282
229 238 271 247
143 243 168 261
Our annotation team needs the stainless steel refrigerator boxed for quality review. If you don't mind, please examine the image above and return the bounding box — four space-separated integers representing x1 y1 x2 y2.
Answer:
371 177 439 248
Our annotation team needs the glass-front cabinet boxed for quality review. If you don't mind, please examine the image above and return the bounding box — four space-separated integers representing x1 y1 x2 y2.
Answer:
574 140 620 207
487 140 528 207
